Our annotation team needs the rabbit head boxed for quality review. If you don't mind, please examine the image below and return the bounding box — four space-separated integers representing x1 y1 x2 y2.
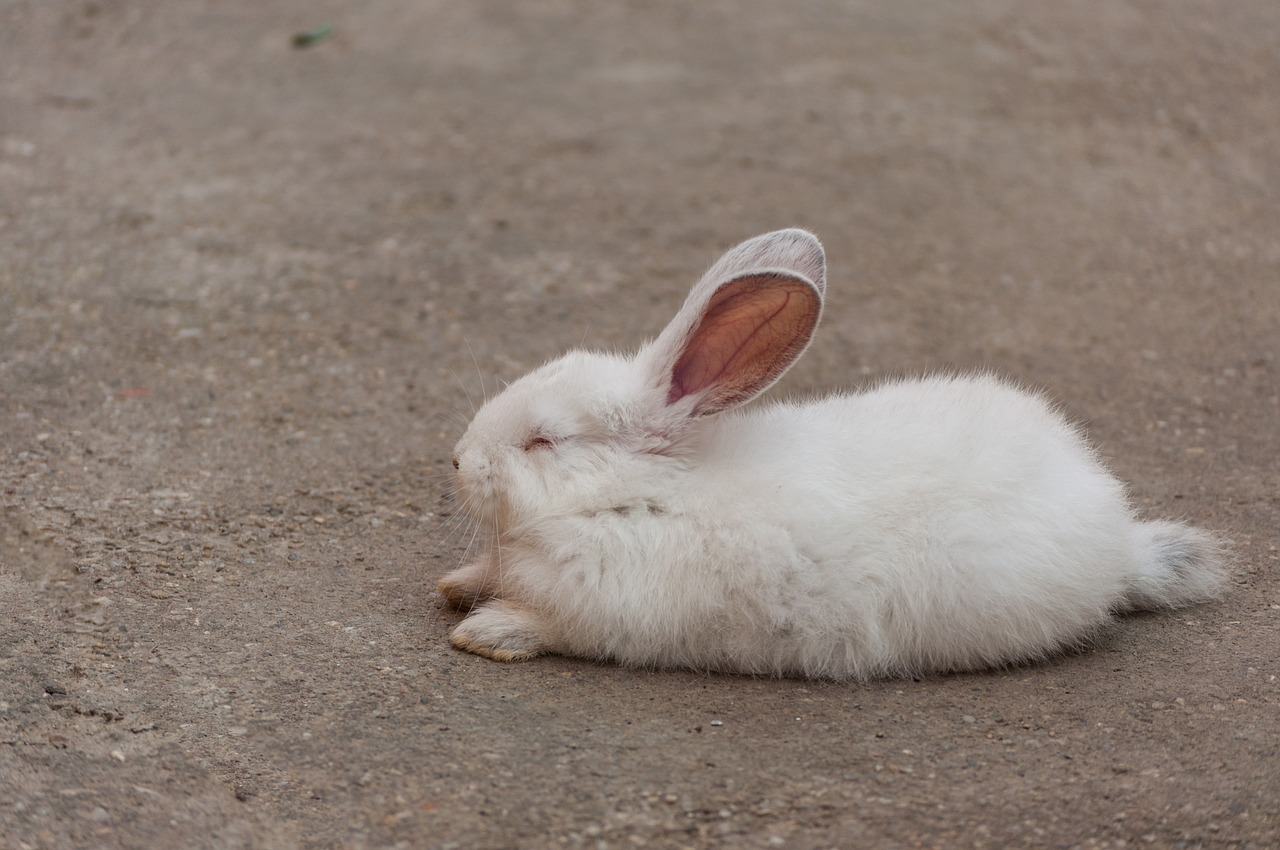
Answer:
451 229 826 532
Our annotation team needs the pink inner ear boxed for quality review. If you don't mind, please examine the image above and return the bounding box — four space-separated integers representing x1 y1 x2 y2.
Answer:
667 274 820 415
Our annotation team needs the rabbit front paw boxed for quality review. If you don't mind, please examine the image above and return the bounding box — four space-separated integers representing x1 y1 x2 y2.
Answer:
450 600 548 662
437 559 497 610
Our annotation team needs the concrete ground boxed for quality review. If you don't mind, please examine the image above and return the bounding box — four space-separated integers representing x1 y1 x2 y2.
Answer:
1 1 1277 847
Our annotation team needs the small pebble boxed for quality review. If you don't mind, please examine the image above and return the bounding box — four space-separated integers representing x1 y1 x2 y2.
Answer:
292 24 334 49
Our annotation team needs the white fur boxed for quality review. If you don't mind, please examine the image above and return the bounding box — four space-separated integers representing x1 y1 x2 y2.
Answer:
441 230 1228 680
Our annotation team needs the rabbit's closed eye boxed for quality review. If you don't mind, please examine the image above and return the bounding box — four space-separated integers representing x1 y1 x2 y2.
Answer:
522 432 557 452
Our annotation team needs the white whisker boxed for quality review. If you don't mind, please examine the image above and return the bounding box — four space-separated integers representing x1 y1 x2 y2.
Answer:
464 337 487 405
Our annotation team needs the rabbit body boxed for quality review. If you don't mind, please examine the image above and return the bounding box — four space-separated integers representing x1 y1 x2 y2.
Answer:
441 230 1226 679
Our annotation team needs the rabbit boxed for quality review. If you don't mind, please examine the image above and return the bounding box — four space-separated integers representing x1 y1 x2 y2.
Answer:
438 229 1228 680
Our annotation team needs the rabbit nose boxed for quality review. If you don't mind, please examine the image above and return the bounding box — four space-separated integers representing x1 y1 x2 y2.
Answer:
451 455 461 470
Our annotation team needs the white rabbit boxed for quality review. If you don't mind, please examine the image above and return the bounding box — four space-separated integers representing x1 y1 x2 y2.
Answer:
439 229 1227 680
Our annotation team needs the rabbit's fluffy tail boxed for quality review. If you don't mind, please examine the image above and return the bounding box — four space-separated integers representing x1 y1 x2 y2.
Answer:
1120 521 1229 612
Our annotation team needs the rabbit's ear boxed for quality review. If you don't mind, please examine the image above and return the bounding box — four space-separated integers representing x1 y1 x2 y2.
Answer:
653 270 823 416
642 230 826 418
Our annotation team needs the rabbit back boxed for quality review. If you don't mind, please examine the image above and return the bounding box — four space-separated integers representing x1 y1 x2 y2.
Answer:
666 373 1140 676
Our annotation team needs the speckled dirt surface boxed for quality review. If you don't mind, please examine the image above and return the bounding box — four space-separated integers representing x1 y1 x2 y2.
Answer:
1 1 1277 848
